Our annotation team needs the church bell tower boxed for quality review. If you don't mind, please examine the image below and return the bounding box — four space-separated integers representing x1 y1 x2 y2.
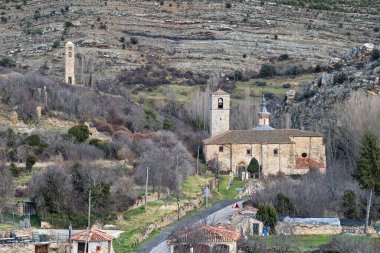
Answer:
209 89 230 137
65 41 75 85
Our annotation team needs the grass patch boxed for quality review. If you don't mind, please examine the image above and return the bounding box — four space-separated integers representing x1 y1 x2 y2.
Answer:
214 175 246 201
0 213 40 231
112 175 214 253
13 167 44 185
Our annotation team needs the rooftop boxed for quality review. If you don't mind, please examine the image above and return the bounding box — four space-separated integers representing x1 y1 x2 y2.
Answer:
71 229 114 242
169 225 241 244
204 129 323 145
210 89 230 95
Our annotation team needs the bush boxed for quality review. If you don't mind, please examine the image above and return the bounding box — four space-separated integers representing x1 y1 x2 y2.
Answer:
130 37 139 45
52 40 60 48
315 64 322 73
275 193 295 216
278 54 289 61
234 70 243 81
259 64 277 78
23 135 42 146
247 158 261 176
255 81 267 87
256 204 278 230
225 2 232 8
89 138 105 149
0 57 16 67
9 163 19 177
68 125 90 143
26 154 37 171
374 27 379 32
333 72 348 85
163 118 175 130
282 83 291 89
342 190 360 219
64 21 72 28
371 48 379 61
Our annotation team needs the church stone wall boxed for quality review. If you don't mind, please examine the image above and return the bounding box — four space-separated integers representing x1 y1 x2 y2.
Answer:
205 143 298 176
291 136 326 171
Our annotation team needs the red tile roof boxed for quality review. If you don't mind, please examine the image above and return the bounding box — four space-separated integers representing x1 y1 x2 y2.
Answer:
296 157 325 169
210 89 230 95
169 225 240 244
71 229 114 242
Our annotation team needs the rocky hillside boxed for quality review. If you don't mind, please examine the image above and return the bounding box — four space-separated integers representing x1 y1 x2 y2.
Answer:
0 0 379 82
272 43 380 132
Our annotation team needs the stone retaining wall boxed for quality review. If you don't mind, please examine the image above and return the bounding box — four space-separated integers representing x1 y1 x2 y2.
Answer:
276 222 342 235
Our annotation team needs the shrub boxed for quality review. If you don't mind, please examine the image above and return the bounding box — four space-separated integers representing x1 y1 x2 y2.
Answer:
130 37 139 45
89 138 105 149
371 48 379 61
278 54 289 61
68 125 90 143
163 118 175 130
10 163 19 177
256 204 278 230
282 83 291 89
0 57 16 68
99 23 107 30
374 27 379 32
23 135 42 146
255 81 267 87
333 72 348 85
259 64 277 77
119 37 125 43
225 2 232 8
160 0 164 5
234 70 243 81
342 190 360 219
64 21 72 28
315 64 322 73
26 154 37 171
247 158 261 176
52 40 60 48
275 193 295 216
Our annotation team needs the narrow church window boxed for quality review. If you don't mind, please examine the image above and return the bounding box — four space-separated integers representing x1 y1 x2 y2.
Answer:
274 149 278 155
68 76 72 84
246 149 251 155
302 152 308 158
219 146 224 152
68 52 72 57
218 98 223 109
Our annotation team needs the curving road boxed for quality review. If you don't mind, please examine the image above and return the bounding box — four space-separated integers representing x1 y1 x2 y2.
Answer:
137 200 244 253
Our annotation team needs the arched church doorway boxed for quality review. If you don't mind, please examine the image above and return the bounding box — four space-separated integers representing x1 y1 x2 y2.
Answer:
237 161 246 178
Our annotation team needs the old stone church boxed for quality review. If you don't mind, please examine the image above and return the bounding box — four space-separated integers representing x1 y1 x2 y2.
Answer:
203 89 326 176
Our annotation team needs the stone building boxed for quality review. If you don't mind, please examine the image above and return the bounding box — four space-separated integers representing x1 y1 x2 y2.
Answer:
65 41 76 85
203 89 326 176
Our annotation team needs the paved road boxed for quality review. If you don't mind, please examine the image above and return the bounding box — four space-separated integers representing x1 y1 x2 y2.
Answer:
137 200 244 253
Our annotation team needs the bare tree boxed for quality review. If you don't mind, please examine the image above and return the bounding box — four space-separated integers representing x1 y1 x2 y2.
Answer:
0 162 14 222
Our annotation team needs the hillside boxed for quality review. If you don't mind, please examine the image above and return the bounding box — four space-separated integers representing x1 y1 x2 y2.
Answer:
0 0 379 83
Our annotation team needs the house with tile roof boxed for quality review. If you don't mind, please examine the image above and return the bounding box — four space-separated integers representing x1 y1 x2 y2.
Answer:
71 229 114 253
203 89 326 176
168 224 241 253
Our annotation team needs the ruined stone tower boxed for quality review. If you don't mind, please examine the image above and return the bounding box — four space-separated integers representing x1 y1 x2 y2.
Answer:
65 41 75 85
209 89 230 137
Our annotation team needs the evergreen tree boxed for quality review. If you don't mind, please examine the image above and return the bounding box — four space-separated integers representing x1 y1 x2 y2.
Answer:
247 157 261 177
352 131 380 233
256 204 278 230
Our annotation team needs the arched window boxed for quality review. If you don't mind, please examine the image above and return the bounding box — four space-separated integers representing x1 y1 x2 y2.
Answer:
68 76 72 84
218 98 223 109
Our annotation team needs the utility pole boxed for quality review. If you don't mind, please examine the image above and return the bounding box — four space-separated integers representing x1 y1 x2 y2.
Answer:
145 167 150 210
196 145 200 175
216 154 219 192
176 155 180 221
84 189 91 253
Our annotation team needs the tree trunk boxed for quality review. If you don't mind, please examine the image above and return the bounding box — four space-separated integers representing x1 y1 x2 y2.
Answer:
365 188 373 234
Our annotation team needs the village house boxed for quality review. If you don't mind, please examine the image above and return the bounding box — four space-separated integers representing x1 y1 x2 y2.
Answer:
203 89 326 176
71 229 114 253
169 224 241 253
